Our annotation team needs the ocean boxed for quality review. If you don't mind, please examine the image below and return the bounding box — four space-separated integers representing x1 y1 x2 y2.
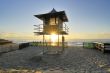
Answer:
5 39 110 46
67 39 110 46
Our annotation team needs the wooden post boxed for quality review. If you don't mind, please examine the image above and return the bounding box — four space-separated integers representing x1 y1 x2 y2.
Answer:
62 35 65 51
43 34 44 54
58 24 60 47
58 34 59 47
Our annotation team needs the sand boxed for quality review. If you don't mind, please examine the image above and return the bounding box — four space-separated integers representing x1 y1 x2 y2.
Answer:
0 43 19 53
0 46 110 73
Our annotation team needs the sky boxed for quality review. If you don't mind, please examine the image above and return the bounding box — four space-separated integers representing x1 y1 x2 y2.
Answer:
0 0 110 41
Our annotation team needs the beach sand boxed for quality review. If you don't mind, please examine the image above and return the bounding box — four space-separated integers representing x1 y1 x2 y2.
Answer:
0 46 110 73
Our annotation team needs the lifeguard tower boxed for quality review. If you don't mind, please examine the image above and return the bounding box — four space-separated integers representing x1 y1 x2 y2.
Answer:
34 8 69 54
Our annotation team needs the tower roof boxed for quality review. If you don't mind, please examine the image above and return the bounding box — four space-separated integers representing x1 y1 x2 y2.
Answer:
50 8 57 13
34 9 68 22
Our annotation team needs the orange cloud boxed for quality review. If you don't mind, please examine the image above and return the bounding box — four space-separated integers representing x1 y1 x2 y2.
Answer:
67 33 110 39
0 32 110 41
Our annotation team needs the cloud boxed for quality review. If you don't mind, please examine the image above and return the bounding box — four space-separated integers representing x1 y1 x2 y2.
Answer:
67 33 110 39
0 32 110 41
0 32 36 40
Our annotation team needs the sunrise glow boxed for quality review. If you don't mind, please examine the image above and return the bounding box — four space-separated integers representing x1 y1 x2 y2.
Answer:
50 33 58 42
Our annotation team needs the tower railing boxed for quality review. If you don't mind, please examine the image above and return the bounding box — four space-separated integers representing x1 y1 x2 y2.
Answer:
34 24 43 34
34 23 69 35
63 23 69 33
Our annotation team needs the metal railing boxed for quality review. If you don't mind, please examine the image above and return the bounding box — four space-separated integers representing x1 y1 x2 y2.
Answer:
63 23 69 33
34 24 43 32
34 23 69 34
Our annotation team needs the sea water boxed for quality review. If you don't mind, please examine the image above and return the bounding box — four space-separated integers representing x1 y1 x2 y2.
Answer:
6 39 110 46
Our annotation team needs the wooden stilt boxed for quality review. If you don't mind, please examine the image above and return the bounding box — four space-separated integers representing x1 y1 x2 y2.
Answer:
43 34 44 54
62 35 65 52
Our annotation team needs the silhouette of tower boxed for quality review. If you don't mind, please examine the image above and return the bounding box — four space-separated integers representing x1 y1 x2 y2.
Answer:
34 8 69 54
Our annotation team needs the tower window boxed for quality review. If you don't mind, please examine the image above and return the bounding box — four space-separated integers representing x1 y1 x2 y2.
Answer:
50 18 56 25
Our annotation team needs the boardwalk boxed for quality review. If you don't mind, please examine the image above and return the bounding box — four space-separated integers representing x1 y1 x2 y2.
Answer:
0 46 110 73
